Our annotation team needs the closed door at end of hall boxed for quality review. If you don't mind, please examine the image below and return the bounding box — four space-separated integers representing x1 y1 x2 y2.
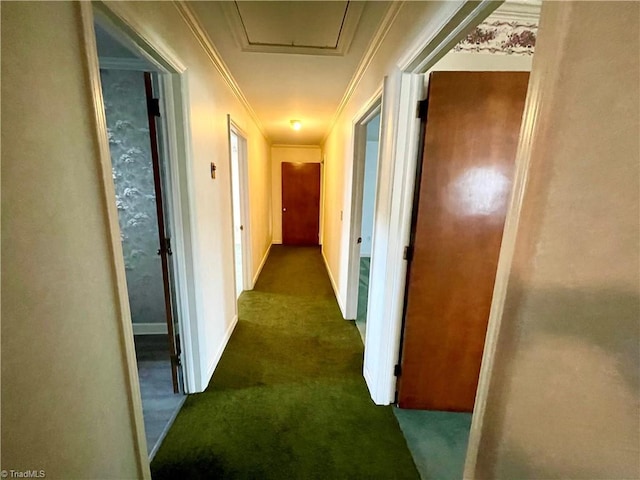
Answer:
282 162 321 245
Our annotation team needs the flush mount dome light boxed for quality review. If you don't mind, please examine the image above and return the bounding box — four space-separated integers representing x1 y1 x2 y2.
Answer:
290 120 302 131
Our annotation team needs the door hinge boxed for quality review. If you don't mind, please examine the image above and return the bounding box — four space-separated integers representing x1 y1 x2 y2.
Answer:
357 237 362 244
394 364 402 377
170 353 181 367
416 99 428 119
157 237 173 256
148 97 161 117
403 245 413 262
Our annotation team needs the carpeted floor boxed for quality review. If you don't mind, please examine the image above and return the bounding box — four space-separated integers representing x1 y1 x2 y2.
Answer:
151 245 419 479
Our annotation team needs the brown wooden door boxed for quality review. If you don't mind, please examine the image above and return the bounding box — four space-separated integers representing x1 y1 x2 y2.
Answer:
282 162 321 245
397 71 530 411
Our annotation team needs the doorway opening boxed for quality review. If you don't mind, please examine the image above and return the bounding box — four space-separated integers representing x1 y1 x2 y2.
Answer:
356 113 381 341
346 101 382 342
227 119 252 297
392 52 535 480
94 17 188 460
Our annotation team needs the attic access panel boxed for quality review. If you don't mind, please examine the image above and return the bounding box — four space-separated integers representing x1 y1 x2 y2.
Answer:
223 1 364 56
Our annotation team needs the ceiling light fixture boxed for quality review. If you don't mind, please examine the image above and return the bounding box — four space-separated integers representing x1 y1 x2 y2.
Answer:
290 120 302 131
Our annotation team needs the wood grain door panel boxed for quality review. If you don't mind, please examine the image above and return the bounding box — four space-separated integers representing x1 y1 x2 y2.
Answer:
282 162 321 245
397 71 530 411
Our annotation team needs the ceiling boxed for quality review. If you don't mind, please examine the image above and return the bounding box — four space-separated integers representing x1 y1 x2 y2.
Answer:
188 1 392 145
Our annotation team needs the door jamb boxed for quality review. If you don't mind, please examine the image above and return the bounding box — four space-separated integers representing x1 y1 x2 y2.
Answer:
227 117 254 293
345 98 382 321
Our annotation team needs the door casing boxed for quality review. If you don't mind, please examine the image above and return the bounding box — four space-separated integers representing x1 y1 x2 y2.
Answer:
227 117 254 294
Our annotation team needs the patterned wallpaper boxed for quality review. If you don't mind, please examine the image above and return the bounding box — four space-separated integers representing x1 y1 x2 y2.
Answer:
100 69 166 325
454 20 537 56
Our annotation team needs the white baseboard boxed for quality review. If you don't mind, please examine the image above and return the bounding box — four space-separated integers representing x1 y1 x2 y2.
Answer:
202 314 238 388
133 323 168 335
251 243 272 288
321 247 346 318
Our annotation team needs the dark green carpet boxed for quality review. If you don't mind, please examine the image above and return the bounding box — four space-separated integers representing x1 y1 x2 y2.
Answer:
151 246 419 479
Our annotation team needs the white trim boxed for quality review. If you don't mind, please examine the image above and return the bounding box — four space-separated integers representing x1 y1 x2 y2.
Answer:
220 1 364 57
98 56 153 71
227 117 255 296
203 315 239 385
252 243 273 287
78 4 150 478
95 2 187 74
489 0 542 22
322 1 404 144
362 70 423 405
322 248 346 316
345 92 382 320
172 71 207 393
463 21 549 478
174 2 269 142
132 323 169 335
399 0 499 74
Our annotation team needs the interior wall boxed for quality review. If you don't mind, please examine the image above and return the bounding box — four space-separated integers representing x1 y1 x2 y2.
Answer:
1 3 143 478
2 0 273 475
322 1 465 315
271 145 322 244
100 1 272 389
321 0 534 316
471 2 640 478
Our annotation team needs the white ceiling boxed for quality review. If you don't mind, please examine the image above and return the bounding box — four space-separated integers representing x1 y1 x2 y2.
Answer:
188 1 391 145
187 1 540 146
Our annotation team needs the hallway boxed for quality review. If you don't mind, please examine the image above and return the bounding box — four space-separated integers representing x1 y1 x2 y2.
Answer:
150 246 418 479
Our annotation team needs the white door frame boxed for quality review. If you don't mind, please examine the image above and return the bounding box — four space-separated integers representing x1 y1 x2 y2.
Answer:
80 2 206 473
361 70 424 405
227 117 254 293
358 0 505 406
345 99 382 321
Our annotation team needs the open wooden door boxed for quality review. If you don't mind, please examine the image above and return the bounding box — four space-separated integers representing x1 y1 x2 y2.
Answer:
397 71 529 411
144 72 181 393
282 162 321 245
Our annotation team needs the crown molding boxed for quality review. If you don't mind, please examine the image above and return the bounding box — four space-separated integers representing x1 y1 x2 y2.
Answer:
489 0 541 23
173 1 270 142
322 1 404 145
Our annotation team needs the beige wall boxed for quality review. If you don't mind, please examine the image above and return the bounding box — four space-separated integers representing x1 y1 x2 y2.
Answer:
322 1 464 313
271 146 323 244
2 0 271 476
1 3 143 478
99 1 272 389
320 0 532 315
471 2 640 478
